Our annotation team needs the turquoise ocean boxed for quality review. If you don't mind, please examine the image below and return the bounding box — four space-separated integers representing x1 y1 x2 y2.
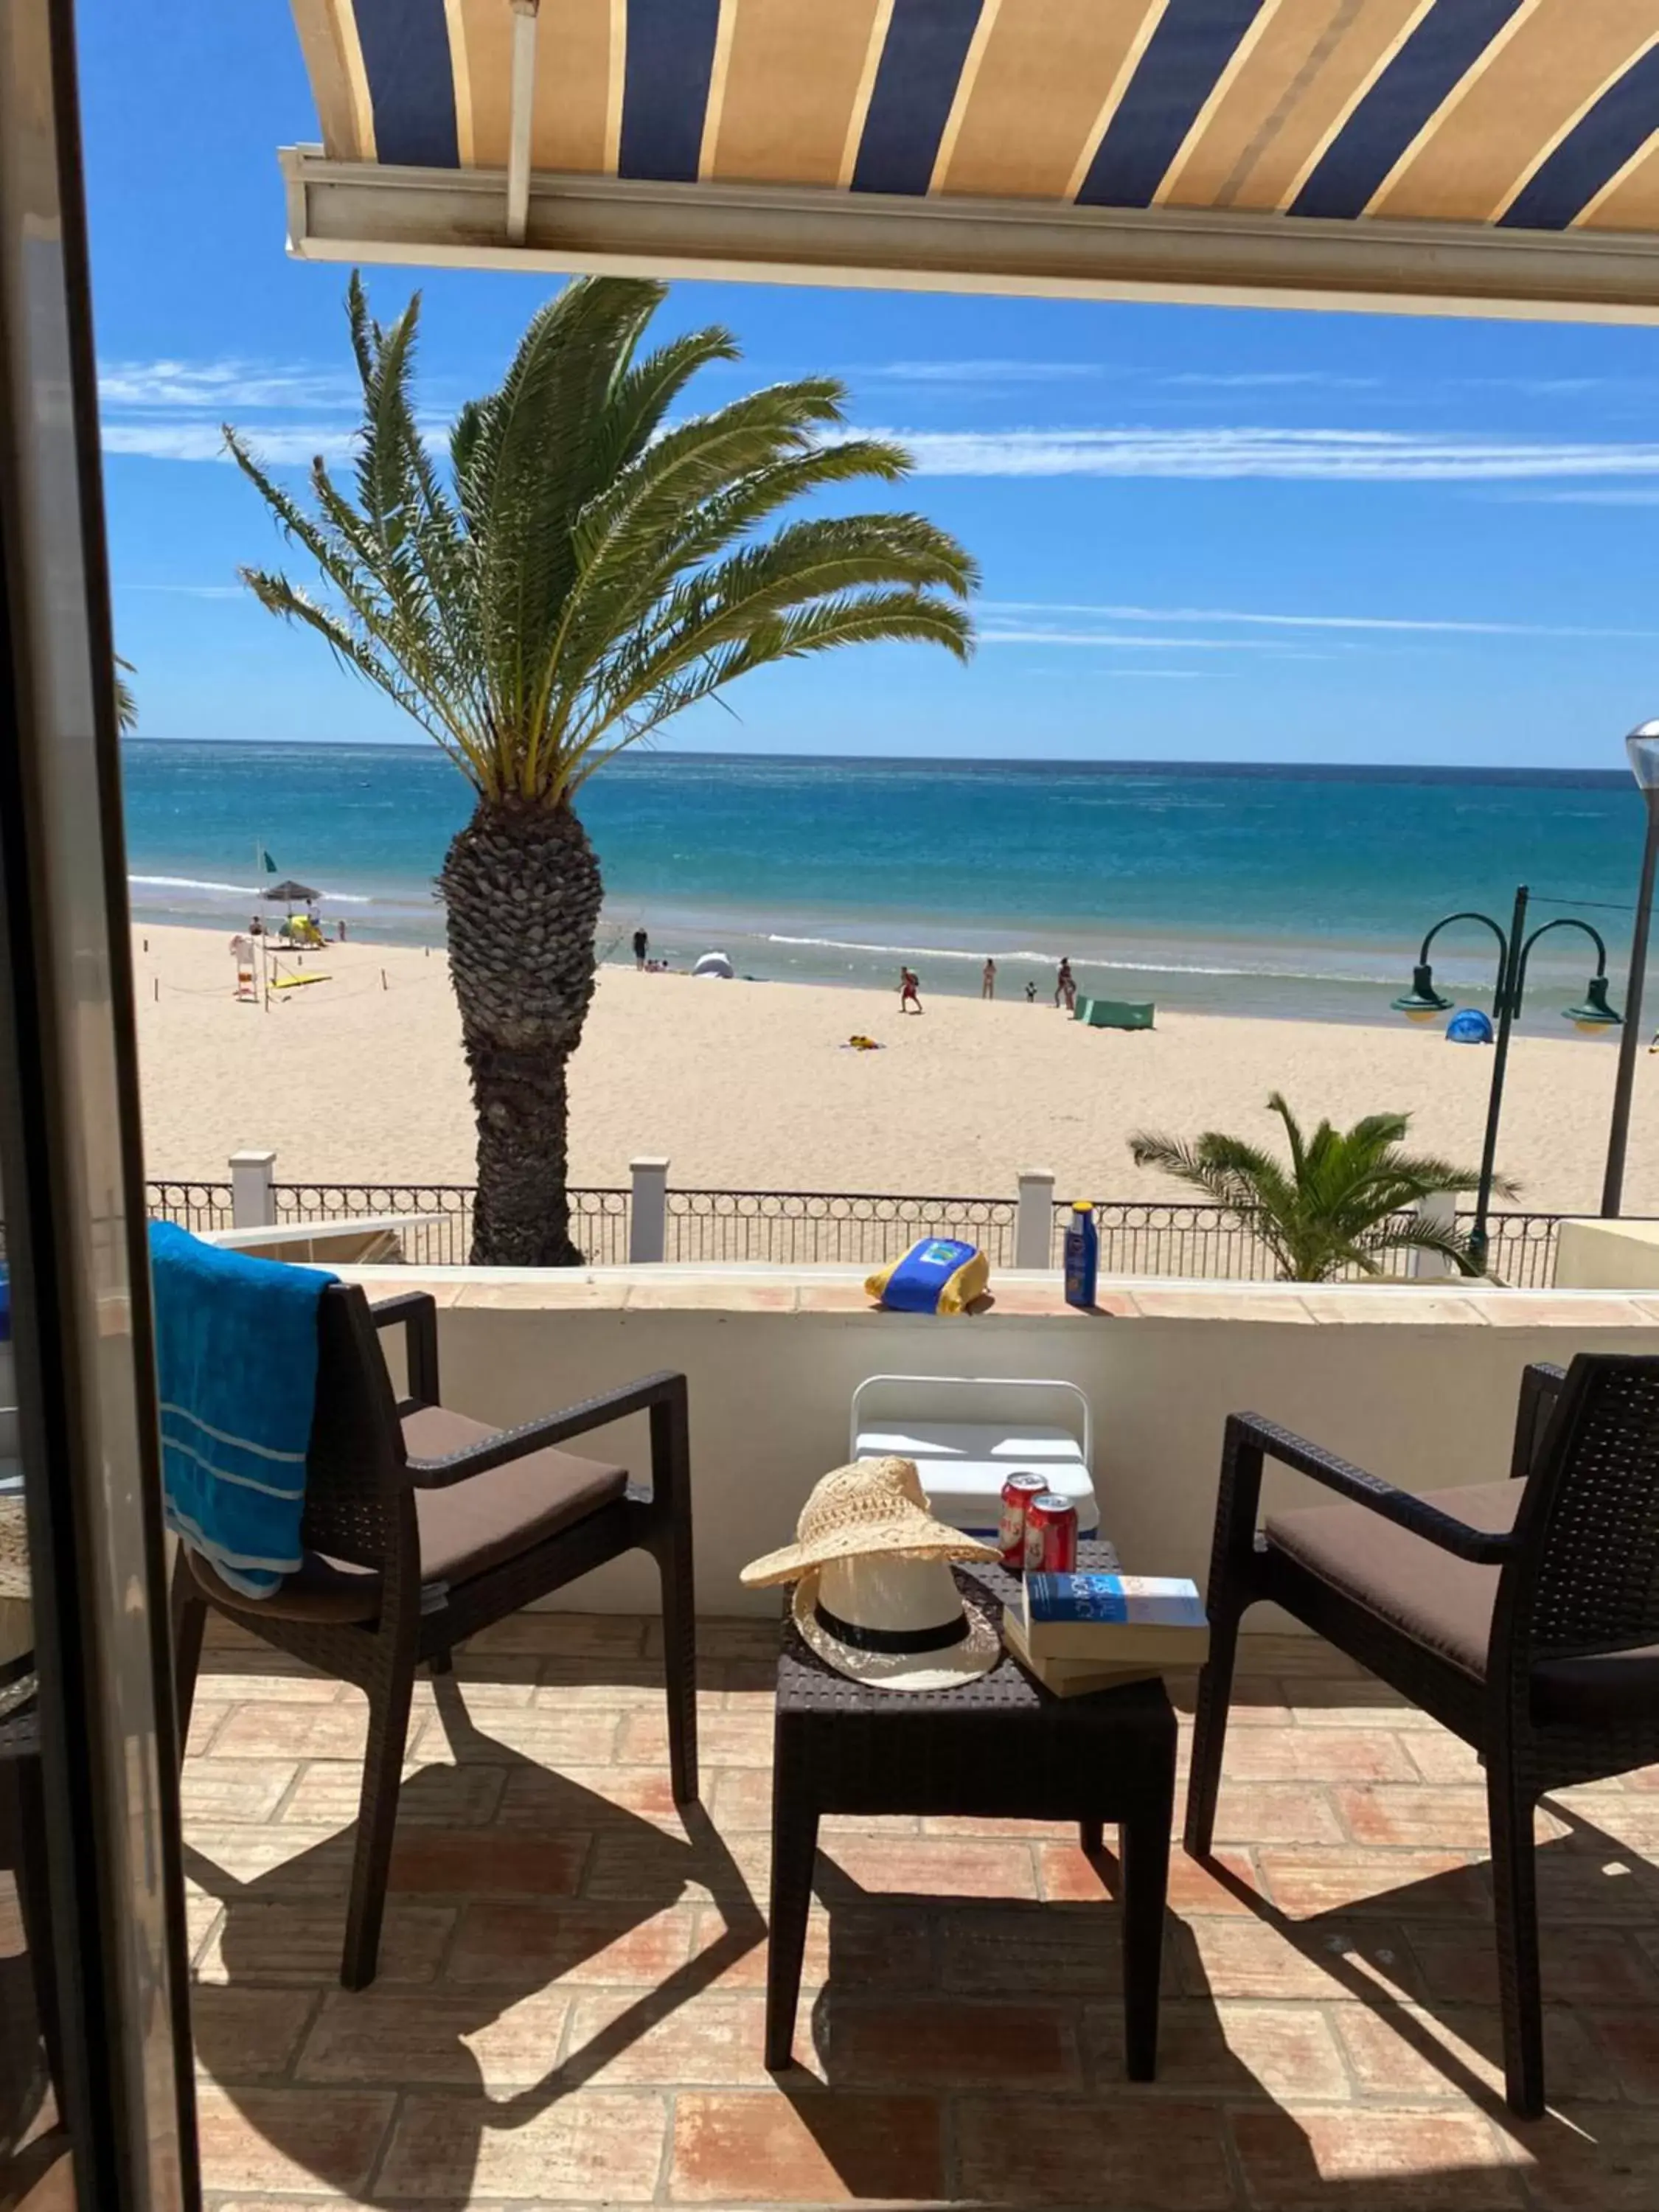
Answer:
121 742 1651 1027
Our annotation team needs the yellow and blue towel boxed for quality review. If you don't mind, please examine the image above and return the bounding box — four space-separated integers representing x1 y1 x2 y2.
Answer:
866 1237 988 1316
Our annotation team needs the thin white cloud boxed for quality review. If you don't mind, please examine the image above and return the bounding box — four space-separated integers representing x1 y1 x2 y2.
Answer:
120 582 244 599
979 627 1318 652
861 359 1104 383
1163 371 1380 391
100 420 361 465
98 358 356 411
981 599 1659 641
869 425 1659 481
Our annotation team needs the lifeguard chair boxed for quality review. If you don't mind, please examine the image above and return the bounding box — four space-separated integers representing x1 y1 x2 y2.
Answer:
849 1374 1098 1542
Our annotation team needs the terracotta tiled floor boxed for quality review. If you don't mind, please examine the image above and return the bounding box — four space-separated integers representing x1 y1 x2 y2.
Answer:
170 1614 1659 2209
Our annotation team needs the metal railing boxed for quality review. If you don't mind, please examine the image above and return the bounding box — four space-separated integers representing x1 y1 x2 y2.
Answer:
1478 1211 1564 1290
142 1175 1574 1287
145 1180 234 1235
268 1183 630 1267
664 1189 1018 1268
1040 1201 1566 1286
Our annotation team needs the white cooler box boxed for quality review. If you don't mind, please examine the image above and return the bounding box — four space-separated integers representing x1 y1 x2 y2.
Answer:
850 1374 1097 1542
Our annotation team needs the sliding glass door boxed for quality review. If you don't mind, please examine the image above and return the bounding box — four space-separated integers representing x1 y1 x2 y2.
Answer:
0 2 198 2204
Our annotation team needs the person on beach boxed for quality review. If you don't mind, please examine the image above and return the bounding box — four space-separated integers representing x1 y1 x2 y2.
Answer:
981 957 996 1001
899 967 923 1015
633 927 649 970
1054 957 1075 1011
1025 980 1037 1003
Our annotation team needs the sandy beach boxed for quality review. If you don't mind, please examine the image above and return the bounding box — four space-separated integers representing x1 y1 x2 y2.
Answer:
129 922 1659 1217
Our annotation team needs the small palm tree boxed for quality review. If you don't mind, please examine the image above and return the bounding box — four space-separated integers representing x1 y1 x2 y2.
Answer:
226 274 976 1265
1128 1093 1512 1281
114 655 137 734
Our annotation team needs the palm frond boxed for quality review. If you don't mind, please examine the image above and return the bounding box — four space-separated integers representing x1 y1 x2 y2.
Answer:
1132 1095 1500 1282
228 271 978 806
114 653 137 734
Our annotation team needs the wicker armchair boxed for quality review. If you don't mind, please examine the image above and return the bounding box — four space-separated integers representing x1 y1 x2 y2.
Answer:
169 1284 696 1989
1185 1353 1659 2118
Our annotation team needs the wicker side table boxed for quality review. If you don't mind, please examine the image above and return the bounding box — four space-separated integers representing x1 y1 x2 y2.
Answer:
766 1542 1177 2076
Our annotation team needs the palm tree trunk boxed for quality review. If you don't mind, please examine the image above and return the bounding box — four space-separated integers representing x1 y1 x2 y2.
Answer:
440 797 602 1265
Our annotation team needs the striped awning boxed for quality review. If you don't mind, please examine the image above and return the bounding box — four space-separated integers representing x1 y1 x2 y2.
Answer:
284 1 1659 321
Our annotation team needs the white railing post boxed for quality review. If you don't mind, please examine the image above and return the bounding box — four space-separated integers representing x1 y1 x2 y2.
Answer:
1015 1167 1057 1270
630 1155 669 1264
1409 1189 1458 1279
229 1147 277 1231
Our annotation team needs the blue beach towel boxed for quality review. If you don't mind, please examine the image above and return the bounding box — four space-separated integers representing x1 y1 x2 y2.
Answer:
149 1221 335 1599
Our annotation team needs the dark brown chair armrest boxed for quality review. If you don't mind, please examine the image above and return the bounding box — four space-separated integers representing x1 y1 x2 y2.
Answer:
1230 1411 1515 1564
1509 1362 1567 1482
404 1370 688 1491
370 1292 439 1405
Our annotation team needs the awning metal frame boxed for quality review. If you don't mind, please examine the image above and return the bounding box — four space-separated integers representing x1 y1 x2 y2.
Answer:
280 145 1659 326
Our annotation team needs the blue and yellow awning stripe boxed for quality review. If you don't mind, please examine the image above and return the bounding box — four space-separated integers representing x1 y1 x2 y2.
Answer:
296 0 1659 237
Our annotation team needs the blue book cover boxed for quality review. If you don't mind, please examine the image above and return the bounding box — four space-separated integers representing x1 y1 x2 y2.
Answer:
1026 1573 1204 1626
1020 1573 1208 1659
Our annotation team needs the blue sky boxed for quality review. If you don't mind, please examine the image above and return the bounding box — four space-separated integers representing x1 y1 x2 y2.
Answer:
83 0 1659 771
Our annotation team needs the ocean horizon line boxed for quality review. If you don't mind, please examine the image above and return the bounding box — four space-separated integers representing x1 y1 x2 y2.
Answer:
119 737 1630 790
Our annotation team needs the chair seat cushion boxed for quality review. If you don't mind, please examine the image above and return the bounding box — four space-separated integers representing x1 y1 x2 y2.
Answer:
402 1405 629 1588
1532 1642 1659 1723
186 1407 628 1621
1265 1478 1659 1726
1264 1480 1520 1681
185 1545 381 1624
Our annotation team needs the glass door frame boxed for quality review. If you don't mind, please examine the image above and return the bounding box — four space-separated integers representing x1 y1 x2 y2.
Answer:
0 1 199 2203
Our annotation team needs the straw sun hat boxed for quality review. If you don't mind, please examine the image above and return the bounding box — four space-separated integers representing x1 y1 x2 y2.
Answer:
742 1456 1002 1691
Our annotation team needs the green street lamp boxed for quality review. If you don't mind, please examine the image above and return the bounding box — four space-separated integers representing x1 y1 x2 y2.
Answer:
1566 975 1623 1033
1394 885 1621 1273
1391 966 1453 1023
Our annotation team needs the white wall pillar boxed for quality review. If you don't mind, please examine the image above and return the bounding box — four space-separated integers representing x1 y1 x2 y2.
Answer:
1016 1167 1057 1270
229 1148 277 1230
630 1155 669 1264
1409 1189 1458 1279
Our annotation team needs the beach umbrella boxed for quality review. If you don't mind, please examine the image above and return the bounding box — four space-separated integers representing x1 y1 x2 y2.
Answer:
264 878 319 910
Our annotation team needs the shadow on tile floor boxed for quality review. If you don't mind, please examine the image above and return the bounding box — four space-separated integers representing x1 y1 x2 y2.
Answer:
767 1812 1659 2209
185 1674 767 2204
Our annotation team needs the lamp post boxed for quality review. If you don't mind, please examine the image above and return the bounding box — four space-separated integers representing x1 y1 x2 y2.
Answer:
1393 885 1621 1273
1600 722 1659 1217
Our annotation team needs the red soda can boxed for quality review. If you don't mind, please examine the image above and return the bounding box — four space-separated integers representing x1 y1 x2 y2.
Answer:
1023 1493 1079 1574
998 1472 1049 1568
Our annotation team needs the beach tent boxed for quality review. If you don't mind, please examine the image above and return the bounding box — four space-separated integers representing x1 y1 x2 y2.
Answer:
279 5 1659 325
1076 998 1155 1032
692 950 734 980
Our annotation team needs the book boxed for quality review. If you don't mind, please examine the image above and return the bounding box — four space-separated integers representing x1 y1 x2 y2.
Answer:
1018 1573 1208 1664
1001 1607 1161 1697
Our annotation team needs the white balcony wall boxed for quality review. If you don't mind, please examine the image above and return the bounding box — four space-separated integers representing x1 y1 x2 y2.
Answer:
339 1268 1659 1621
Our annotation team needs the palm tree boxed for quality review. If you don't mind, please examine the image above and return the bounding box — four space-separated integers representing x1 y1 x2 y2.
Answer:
114 655 137 734
226 274 976 1265
1127 1093 1513 1281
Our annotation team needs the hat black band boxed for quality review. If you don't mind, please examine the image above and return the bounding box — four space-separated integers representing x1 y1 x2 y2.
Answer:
813 1602 970 1656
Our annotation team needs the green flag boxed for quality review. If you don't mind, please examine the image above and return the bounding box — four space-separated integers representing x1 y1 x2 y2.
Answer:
260 848 276 874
